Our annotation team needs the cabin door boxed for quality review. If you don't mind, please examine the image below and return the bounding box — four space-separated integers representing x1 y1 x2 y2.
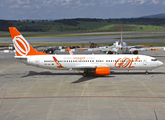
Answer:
143 57 147 65
35 58 39 67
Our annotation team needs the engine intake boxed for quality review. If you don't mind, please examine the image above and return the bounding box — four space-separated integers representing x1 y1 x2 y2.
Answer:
133 50 138 54
106 51 113 54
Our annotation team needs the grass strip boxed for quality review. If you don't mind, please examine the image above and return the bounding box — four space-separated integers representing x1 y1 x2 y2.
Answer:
1 32 165 38
1 43 165 47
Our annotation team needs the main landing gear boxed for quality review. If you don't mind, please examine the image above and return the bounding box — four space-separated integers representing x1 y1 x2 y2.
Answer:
145 70 148 74
83 70 88 77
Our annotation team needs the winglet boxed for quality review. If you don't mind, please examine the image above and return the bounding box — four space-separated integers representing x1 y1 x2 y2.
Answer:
9 27 48 56
52 56 64 68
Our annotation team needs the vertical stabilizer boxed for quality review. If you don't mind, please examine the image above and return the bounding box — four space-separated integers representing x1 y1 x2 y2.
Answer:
9 27 48 56
68 47 74 55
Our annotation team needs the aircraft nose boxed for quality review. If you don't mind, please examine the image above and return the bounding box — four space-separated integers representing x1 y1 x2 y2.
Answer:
158 61 164 67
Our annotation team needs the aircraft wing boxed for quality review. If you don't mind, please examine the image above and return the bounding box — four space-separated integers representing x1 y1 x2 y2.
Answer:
130 47 165 52
99 48 117 53
127 45 144 49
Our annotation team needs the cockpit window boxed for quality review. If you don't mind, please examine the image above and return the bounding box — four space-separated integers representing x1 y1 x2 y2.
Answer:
151 59 157 61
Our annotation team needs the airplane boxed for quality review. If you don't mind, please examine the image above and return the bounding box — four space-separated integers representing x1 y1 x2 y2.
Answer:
99 25 165 54
9 27 163 77
67 47 74 55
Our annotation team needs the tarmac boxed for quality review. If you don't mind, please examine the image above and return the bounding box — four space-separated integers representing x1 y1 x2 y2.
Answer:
0 51 165 120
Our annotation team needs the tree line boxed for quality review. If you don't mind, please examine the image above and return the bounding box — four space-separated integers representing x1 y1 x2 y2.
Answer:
0 18 165 32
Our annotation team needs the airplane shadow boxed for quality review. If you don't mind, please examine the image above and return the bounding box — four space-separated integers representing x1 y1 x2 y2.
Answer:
21 71 165 83
21 71 115 83
21 71 81 78
72 75 115 83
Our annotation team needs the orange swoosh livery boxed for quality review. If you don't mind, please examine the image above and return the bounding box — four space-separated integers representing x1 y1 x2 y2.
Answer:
9 27 48 56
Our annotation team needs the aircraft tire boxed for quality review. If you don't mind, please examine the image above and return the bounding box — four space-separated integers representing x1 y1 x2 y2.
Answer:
83 71 88 77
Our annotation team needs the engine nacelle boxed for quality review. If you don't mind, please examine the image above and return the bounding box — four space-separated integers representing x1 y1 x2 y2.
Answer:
95 67 110 75
106 51 113 54
132 50 138 54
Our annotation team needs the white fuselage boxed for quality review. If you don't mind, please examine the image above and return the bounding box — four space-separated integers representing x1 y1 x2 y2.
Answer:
15 54 163 71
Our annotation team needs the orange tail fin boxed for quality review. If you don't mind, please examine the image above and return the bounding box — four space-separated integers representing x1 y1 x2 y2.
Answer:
68 47 74 55
9 27 48 56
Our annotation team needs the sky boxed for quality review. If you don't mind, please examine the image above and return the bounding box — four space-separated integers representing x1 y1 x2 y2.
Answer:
0 0 165 20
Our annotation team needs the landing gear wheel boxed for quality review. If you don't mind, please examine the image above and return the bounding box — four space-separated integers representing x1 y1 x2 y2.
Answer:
83 71 88 77
145 70 148 75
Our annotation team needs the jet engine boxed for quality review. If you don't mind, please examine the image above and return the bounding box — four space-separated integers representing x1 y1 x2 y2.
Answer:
95 67 110 75
132 50 138 54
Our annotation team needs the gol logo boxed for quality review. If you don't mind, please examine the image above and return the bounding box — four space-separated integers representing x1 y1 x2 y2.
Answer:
115 57 135 68
13 35 30 56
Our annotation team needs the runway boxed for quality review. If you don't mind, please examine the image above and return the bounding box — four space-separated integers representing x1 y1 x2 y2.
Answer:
0 51 165 120
0 31 165 43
